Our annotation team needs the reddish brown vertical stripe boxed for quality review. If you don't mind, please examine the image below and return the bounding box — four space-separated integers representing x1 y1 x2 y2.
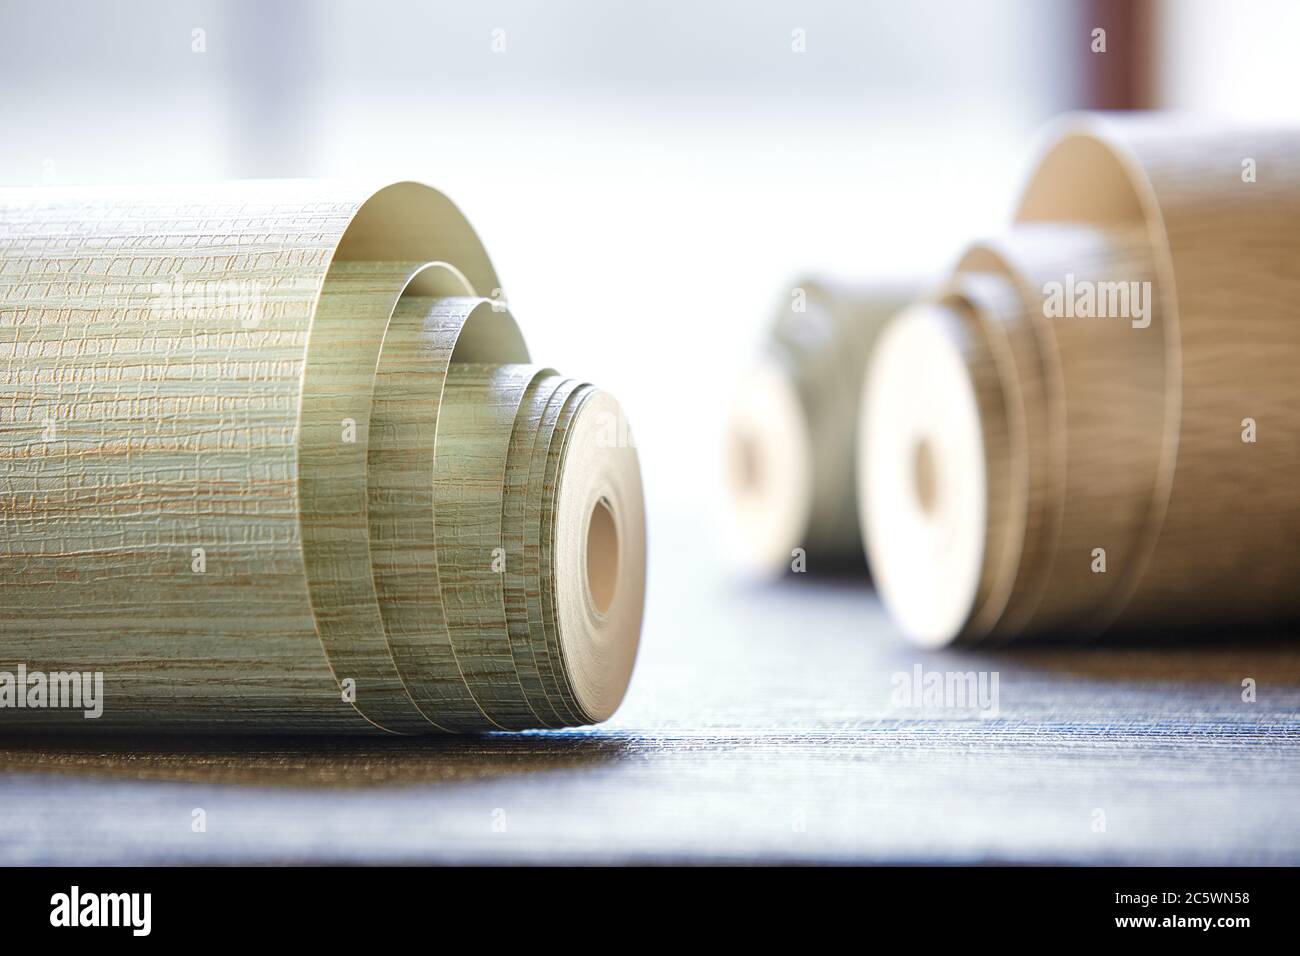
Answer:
1081 0 1157 109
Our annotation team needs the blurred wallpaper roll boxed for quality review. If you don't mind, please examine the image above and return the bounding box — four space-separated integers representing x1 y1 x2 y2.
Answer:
864 114 1300 646
725 278 917 577
728 114 1300 649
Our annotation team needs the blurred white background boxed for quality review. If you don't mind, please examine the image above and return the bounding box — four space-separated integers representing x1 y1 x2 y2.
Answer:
1 0 1291 534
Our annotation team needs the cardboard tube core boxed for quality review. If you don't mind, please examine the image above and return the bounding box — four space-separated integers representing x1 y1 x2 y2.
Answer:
586 498 620 616
912 438 939 517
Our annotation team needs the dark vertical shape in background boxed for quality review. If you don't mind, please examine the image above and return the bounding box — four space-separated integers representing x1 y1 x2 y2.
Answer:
1079 0 1157 109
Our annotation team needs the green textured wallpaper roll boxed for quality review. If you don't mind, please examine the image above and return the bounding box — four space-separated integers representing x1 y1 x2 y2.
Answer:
0 181 646 733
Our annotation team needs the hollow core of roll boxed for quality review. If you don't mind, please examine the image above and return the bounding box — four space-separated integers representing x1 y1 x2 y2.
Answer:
586 497 619 616
912 438 938 517
733 432 763 494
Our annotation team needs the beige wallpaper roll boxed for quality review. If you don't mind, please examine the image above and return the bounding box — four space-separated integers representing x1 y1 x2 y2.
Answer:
0 181 645 732
726 277 917 576
861 115 1300 646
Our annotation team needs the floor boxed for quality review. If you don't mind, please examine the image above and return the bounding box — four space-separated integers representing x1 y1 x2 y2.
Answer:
2 512 1297 865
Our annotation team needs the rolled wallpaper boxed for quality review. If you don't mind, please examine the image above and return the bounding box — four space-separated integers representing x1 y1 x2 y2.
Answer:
0 181 645 732
861 115 1300 646
726 278 916 576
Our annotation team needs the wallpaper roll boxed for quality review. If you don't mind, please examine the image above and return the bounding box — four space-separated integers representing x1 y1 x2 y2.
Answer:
725 277 916 575
0 181 645 732
861 115 1300 646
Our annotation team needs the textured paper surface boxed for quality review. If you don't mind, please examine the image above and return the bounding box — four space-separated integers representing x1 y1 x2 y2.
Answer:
0 181 645 733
